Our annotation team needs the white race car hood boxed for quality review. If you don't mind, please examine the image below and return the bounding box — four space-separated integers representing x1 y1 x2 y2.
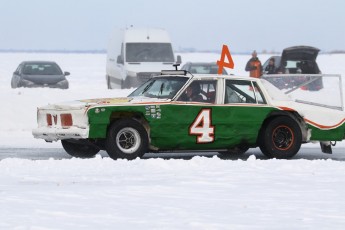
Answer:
38 97 171 110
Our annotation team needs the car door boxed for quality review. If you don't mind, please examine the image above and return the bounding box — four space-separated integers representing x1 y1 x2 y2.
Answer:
210 79 272 149
148 79 219 150
149 78 275 151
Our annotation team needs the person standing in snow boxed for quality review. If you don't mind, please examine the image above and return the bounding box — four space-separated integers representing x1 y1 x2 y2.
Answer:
245 50 263 78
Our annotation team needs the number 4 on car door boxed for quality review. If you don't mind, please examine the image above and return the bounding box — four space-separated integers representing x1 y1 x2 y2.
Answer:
189 109 215 143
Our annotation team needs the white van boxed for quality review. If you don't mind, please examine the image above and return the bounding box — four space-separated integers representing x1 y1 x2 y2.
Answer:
106 27 181 89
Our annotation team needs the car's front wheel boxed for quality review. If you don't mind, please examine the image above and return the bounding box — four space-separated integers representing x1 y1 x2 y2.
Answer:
259 116 302 159
61 139 100 158
11 78 17 89
106 118 148 160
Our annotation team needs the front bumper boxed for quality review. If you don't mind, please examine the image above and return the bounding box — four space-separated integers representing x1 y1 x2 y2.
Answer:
20 83 68 89
32 126 89 142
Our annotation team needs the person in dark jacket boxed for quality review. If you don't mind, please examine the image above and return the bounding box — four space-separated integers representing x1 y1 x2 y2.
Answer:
245 50 263 78
264 58 276 74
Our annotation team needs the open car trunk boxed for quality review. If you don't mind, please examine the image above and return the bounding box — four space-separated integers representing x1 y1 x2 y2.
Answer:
281 46 320 63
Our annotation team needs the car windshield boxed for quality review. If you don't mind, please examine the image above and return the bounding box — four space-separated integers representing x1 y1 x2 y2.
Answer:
22 63 63 75
126 43 175 62
129 76 188 99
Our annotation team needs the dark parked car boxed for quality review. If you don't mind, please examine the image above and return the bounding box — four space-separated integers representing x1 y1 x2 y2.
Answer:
262 46 323 90
11 61 70 89
181 62 228 75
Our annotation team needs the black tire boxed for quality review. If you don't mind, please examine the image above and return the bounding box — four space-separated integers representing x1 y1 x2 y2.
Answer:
121 77 133 89
121 79 126 89
106 118 148 160
11 80 16 89
107 76 112 89
61 139 100 158
259 116 302 159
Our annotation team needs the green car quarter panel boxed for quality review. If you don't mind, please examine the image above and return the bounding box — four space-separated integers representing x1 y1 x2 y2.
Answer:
88 104 147 139
307 124 345 141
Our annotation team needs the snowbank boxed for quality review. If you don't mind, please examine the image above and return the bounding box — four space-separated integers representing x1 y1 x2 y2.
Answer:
1 156 345 229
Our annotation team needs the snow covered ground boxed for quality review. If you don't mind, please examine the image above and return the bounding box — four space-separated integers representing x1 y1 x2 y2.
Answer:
1 155 345 229
1 52 345 229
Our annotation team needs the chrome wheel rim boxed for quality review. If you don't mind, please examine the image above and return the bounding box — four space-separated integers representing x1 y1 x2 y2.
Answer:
116 127 141 154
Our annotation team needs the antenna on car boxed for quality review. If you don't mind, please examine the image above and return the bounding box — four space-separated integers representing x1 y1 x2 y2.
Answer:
173 63 180 71
160 63 188 75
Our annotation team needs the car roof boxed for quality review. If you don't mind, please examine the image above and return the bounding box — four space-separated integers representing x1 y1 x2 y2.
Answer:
21 61 58 65
191 74 253 80
157 73 256 81
181 62 229 75
185 62 219 65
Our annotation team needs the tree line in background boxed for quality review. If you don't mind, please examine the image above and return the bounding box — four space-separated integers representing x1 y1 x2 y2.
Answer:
0 49 344 54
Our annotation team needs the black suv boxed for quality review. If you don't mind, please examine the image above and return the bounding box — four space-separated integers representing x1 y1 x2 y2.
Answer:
262 46 323 91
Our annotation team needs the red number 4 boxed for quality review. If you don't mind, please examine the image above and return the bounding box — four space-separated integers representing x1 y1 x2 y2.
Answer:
217 45 234 74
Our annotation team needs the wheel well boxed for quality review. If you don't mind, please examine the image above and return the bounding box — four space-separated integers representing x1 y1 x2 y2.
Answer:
108 112 150 140
257 111 308 144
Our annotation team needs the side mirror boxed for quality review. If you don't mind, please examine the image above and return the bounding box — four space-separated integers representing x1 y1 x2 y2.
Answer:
64 71 70 76
13 71 19 75
117 55 124 64
176 55 182 64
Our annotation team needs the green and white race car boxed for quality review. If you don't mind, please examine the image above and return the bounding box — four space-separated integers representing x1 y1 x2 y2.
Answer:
33 70 345 160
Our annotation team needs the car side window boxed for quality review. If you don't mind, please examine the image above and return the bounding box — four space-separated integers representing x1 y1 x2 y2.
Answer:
200 80 217 103
16 64 22 73
252 82 266 104
177 80 217 103
225 80 257 104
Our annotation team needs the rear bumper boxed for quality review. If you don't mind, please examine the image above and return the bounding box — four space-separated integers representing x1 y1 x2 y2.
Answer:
32 126 89 142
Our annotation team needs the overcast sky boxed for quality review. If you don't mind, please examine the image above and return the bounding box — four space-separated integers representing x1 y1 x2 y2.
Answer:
1 0 344 52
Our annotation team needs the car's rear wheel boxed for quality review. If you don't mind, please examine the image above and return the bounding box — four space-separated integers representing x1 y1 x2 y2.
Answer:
106 118 148 160
61 139 100 158
259 116 302 159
